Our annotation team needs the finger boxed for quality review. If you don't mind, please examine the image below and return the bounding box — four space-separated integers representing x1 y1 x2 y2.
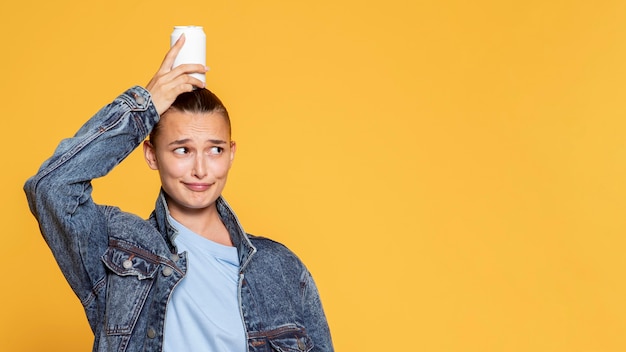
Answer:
187 76 206 89
170 72 206 89
157 73 204 96
156 33 186 74
169 63 209 76
148 63 206 91
177 83 197 94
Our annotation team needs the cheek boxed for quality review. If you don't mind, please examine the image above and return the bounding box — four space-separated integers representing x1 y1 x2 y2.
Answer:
210 159 232 178
159 156 190 178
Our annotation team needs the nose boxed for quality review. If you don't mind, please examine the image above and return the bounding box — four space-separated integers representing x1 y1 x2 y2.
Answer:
192 154 208 179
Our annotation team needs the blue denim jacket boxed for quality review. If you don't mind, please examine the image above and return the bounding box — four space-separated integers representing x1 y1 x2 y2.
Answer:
24 86 334 352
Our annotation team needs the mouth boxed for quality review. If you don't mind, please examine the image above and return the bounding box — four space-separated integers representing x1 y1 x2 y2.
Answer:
183 182 214 192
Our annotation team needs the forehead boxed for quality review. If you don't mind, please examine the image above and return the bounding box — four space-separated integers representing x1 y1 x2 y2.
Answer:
156 110 230 142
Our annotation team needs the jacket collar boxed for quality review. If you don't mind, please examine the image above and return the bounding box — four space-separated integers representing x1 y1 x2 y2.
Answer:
151 190 257 270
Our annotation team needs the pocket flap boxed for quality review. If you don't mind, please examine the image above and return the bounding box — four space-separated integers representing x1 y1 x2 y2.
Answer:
101 242 159 280
267 325 313 352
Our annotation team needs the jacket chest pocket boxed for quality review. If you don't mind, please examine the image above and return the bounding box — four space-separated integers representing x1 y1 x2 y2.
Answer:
101 244 159 335
250 325 313 352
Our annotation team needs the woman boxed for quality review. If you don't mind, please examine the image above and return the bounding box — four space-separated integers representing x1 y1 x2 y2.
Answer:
24 35 333 352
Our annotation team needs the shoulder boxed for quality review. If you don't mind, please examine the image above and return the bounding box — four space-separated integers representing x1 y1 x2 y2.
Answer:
248 234 293 254
248 234 292 252
104 206 162 243
104 205 149 225
247 234 307 269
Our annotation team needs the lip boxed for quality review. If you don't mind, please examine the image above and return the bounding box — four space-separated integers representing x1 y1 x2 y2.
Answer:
183 182 214 192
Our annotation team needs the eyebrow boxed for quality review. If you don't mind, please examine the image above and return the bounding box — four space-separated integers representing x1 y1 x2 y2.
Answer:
168 138 228 147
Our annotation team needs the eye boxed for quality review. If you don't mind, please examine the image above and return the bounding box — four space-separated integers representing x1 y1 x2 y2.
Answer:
209 146 224 155
173 147 188 155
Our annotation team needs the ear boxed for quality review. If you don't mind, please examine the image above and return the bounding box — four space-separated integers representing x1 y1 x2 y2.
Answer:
229 141 237 166
143 140 159 170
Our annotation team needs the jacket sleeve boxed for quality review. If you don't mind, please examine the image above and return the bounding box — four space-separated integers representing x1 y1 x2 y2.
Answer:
301 269 335 351
23 86 159 306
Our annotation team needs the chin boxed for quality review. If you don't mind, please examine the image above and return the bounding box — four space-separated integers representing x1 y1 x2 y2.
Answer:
165 192 219 212
186 197 219 209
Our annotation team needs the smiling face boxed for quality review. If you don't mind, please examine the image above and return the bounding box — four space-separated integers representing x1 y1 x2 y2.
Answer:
143 109 236 219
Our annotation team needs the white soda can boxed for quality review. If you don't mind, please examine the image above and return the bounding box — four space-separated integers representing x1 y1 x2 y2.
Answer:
170 26 206 83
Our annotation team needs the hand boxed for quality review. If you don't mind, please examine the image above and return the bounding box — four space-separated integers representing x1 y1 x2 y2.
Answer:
145 34 208 115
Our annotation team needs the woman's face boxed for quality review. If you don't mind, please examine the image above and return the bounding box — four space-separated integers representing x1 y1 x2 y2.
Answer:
143 109 235 217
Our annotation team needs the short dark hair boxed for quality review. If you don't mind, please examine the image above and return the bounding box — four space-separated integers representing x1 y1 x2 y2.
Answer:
150 88 231 143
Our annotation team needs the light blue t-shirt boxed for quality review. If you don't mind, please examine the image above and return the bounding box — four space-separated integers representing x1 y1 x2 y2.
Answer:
163 215 246 352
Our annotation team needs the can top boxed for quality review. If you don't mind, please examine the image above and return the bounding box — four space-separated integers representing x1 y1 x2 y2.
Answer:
174 25 203 29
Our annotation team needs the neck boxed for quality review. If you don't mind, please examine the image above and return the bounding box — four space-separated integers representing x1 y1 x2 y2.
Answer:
169 203 233 246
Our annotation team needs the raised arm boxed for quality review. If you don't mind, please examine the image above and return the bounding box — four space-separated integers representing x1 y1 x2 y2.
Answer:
23 36 208 304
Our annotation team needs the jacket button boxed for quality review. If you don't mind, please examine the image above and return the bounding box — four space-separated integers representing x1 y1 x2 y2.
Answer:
170 253 179 262
147 328 156 339
297 338 306 350
122 259 133 269
132 93 145 105
162 267 173 277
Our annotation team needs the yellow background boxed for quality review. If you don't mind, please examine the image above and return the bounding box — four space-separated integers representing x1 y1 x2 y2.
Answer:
2 0 626 351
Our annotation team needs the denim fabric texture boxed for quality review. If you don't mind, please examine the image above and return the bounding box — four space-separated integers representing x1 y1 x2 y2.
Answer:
24 86 334 352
